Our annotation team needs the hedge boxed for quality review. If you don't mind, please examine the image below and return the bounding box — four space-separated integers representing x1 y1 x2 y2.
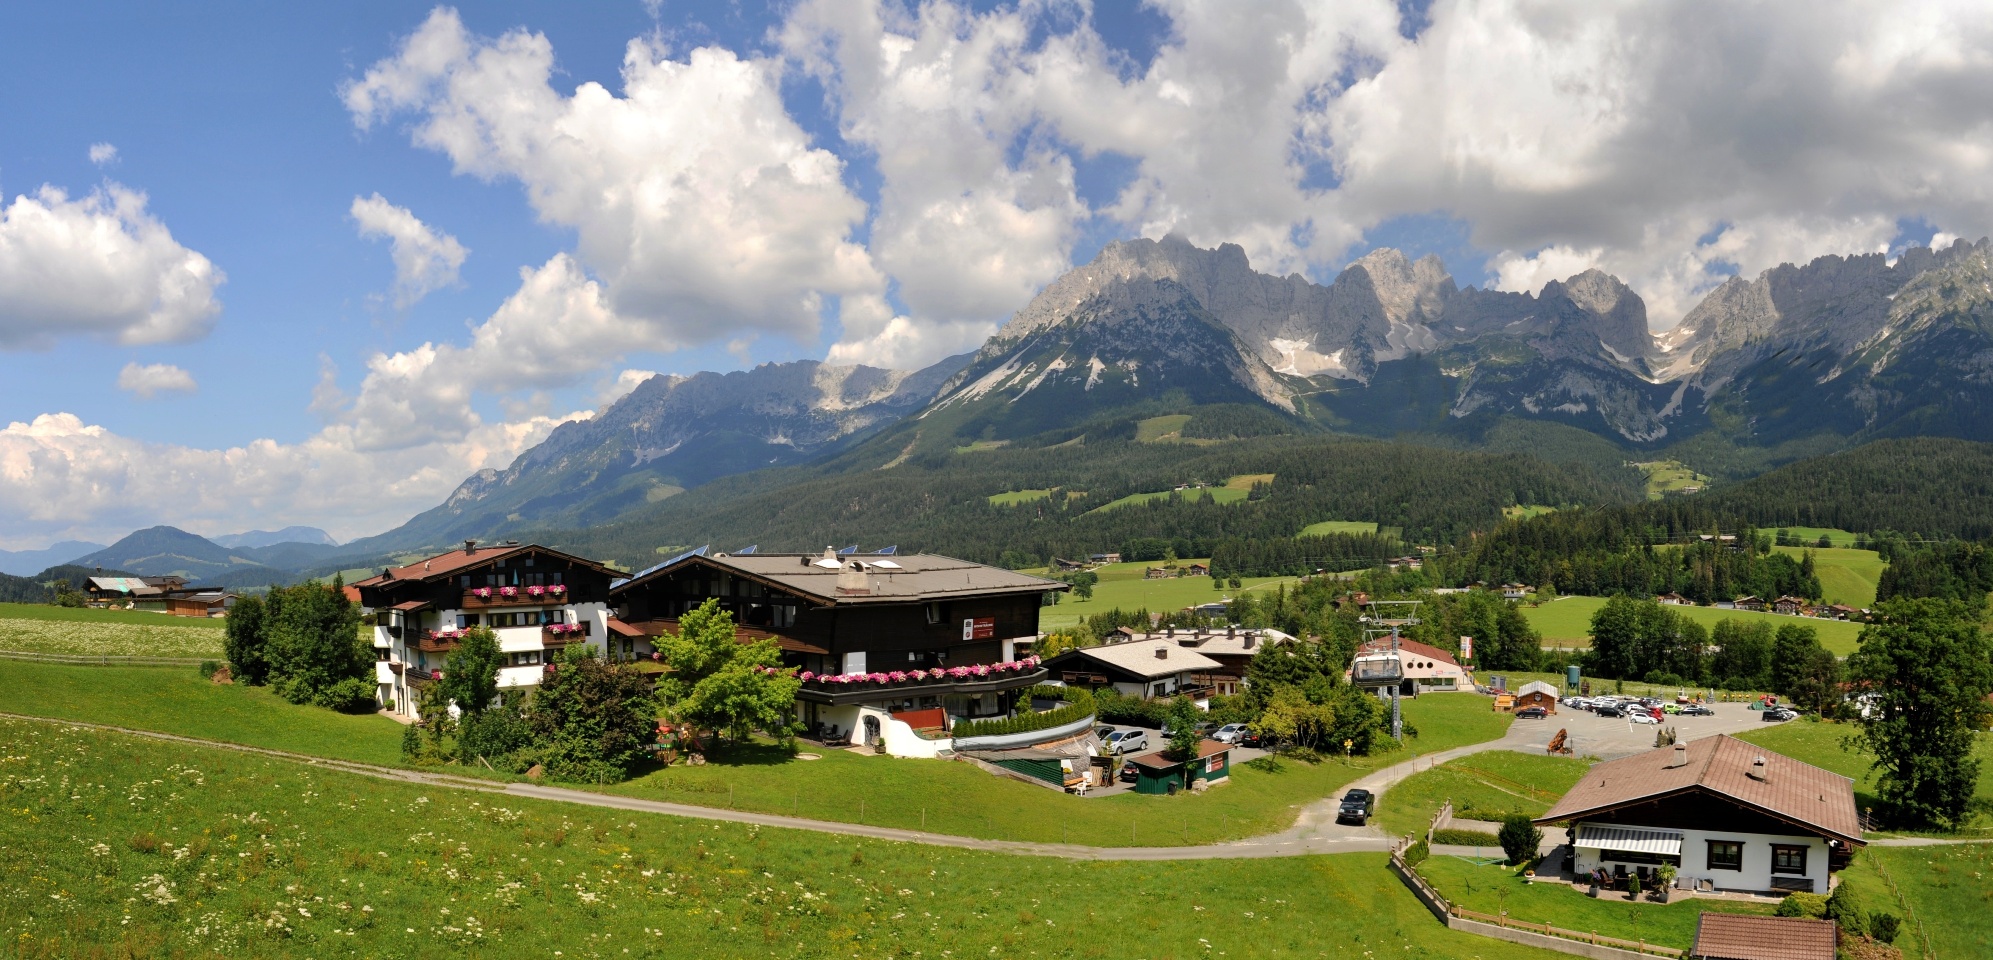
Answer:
1431 828 1501 846
950 686 1096 739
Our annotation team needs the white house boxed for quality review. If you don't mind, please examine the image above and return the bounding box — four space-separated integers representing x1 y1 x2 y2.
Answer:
1041 638 1225 703
1536 735 1863 895
349 541 627 719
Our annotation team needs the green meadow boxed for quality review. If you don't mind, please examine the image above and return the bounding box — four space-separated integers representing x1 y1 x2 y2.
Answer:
1374 751 1591 838
1737 717 1993 832
1038 559 1297 630
0 602 226 629
1521 596 1868 656
1771 544 1885 607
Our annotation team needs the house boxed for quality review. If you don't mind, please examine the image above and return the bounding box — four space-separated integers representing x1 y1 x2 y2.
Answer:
611 547 1065 755
1500 583 1528 600
1733 595 1766 612
1690 914 1836 960
1051 557 1087 572
1656 592 1690 605
1535 735 1864 895
1124 740 1234 794
1184 563 1209 577
1513 680 1560 714
1144 566 1174 580
86 575 190 609
1088 552 1121 565
349 540 623 719
1699 534 1743 551
164 590 234 618
1344 637 1472 694
1091 626 1298 696
1041 637 1224 703
1773 596 1808 616
1824 604 1857 621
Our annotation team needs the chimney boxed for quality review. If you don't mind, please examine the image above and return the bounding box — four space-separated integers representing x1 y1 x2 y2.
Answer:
1154 646 1168 659
1748 757 1768 782
823 546 837 562
837 561 868 594
1167 625 1175 637
1227 625 1235 638
464 539 477 554
1244 632 1256 649
1669 743 1687 768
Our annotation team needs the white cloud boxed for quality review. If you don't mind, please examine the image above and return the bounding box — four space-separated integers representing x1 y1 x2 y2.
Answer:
87 143 118 166
116 362 197 399
343 7 883 346
351 193 467 307
596 368 659 407
0 183 223 348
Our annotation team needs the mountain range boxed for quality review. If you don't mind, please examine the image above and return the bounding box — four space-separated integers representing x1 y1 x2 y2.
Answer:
51 233 1993 570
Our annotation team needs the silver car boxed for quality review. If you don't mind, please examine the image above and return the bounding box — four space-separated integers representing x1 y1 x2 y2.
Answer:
1104 730 1149 753
1212 723 1250 743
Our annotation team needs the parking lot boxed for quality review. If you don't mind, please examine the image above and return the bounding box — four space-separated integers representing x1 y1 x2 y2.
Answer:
1078 724 1271 797
1496 697 1784 759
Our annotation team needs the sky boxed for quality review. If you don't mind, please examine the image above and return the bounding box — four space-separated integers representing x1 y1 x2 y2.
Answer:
3 0 1992 550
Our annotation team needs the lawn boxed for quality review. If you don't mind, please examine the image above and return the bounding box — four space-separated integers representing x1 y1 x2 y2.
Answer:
1776 526 1862 548
1736 717 1993 831
0 660 1513 849
0 659 404 766
0 614 227 659
1300 519 1380 536
1771 545 1885 608
0 718 1562 960
1039 559 1298 630
1836 843 1993 959
0 602 225 629
1375 751 1591 837
1521 596 1867 656
1416 856 1777 951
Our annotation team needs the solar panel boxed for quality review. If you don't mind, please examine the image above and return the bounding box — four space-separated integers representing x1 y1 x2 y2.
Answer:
836 545 858 555
875 545 898 555
735 545 758 554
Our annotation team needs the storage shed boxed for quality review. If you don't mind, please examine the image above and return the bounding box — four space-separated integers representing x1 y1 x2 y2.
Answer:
1126 740 1234 795
1514 680 1559 714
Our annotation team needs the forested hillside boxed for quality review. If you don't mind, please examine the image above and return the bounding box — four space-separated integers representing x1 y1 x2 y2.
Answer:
1693 437 1993 539
532 435 1642 570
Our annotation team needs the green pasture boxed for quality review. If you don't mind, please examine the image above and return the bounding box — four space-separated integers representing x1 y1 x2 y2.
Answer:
0 717 1562 960
1039 559 1297 629
1375 751 1590 837
1520 596 1867 656
1417 856 1776 950
0 601 226 629
0 613 227 659
1502 505 1559 520
952 439 1010 453
1737 718 1993 833
1776 526 1862 547
1135 413 1194 441
987 488 1052 506
1771 545 1884 607
1087 473 1268 514
1837 844 1993 958
1300 519 1384 537
1633 460 1710 499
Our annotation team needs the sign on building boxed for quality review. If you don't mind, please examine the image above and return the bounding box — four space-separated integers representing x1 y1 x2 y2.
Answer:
962 617 995 641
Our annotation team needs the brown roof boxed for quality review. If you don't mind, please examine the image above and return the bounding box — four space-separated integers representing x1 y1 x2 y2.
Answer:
1127 738 1231 769
1536 735 1863 845
1692 914 1836 960
390 599 432 612
605 617 645 638
614 549 1063 605
621 617 831 656
1355 637 1462 669
351 543 617 587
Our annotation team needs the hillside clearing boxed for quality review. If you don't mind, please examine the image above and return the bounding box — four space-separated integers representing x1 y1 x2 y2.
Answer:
1522 595 1867 655
1771 544 1885 607
1134 413 1194 441
1039 559 1295 629
1633 459 1710 499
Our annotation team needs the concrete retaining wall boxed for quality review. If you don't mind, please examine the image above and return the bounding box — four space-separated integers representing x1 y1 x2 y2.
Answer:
1446 918 1661 960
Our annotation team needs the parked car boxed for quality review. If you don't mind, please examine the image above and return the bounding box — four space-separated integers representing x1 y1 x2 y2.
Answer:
1515 706 1548 719
1336 789 1375 825
1761 707 1798 722
1239 729 1269 748
1628 711 1661 724
1194 721 1220 738
1118 760 1140 783
1094 725 1117 741
1594 704 1626 718
1105 730 1150 752
1212 723 1250 743
1679 704 1714 716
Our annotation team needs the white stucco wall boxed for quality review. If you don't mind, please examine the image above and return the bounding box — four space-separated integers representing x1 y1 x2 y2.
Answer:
1570 822 1832 894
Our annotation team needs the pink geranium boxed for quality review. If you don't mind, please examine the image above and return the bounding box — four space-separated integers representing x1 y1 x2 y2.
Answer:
474 587 492 599
948 666 970 679
549 583 567 594
500 586 518 598
888 671 908 683
800 671 815 681
972 664 991 677
527 585 545 597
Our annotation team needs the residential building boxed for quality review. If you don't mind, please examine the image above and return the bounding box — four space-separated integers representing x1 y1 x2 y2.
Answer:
164 590 234 618
1344 637 1472 694
1088 552 1121 565
1773 596 1808 616
1733 595 1766 612
1041 637 1224 703
1536 735 1863 895
86 575 191 609
349 541 623 719
1656 592 1690 605
1184 563 1210 577
1088 626 1297 696
1500 582 1529 600
610 548 1065 755
1691 914 1836 960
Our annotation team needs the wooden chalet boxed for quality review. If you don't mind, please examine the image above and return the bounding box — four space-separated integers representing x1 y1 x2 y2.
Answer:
1537 736 1863 896
610 547 1066 748
349 540 624 718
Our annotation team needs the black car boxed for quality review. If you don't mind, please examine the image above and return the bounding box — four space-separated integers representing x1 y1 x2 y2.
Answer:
1239 729 1268 748
1119 761 1140 783
1678 704 1714 716
1515 706 1548 719
1761 707 1798 722
1594 704 1626 718
1336 788 1375 825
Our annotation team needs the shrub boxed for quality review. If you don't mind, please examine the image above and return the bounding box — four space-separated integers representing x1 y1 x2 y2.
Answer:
1868 912 1900 944
400 723 422 763
1281 746 1325 764
1777 892 1829 918
1402 839 1429 867
320 676 380 714
1431 828 1501 846
1092 689 1167 727
1825 881 1867 938
197 660 222 678
1497 814 1542 866
951 686 1095 739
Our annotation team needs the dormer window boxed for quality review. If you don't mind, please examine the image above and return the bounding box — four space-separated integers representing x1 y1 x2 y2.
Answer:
925 602 943 624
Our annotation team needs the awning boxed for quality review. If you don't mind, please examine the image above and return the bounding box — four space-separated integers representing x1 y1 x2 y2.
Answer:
1575 824 1682 856
391 600 432 612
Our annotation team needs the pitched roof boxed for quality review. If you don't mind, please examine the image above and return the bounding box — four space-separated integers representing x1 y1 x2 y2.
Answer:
1109 628 1297 658
1516 680 1559 698
1354 637 1463 669
1054 638 1223 679
1692 914 1836 960
1535 735 1863 845
1127 738 1231 768
350 543 616 587
612 550 1063 605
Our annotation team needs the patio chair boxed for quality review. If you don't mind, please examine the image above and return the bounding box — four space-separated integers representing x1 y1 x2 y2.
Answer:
1612 865 1628 890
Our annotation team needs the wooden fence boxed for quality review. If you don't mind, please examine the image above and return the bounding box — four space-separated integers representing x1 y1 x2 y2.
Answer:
1871 854 1936 960
0 650 209 667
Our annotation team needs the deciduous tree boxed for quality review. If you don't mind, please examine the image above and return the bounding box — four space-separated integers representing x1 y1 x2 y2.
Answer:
1846 598 1993 830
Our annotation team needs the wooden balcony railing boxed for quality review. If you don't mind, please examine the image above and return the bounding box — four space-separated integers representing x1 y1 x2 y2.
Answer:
461 589 571 608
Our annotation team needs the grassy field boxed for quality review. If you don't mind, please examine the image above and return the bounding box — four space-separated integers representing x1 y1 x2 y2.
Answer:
1521 596 1867 656
1736 717 1993 831
1771 545 1884 607
1633 460 1710 499
0 659 404 766
1502 505 1559 520
1417 856 1777 950
0 602 226 628
0 660 1511 849
1375 751 1591 837
0 718 1562 960
1039 559 1297 630
951 439 1011 453
1777 526 1862 548
1087 473 1268 514
987 488 1052 506
1134 413 1194 441
1838 844 1993 959
0 614 228 659
1299 519 1380 536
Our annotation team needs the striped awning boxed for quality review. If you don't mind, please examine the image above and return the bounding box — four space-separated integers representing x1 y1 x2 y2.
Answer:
1575 824 1682 856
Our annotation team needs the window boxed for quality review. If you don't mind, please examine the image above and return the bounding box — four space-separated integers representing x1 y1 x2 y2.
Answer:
1706 840 1743 871
456 614 480 629
1771 845 1808 875
925 602 943 625
460 575 471 588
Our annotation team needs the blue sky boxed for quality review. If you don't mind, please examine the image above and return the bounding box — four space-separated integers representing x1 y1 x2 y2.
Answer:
1 1 1985 547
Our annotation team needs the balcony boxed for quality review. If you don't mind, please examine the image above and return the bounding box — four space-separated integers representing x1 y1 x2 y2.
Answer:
796 659 1046 706
461 587 571 608
412 633 461 653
